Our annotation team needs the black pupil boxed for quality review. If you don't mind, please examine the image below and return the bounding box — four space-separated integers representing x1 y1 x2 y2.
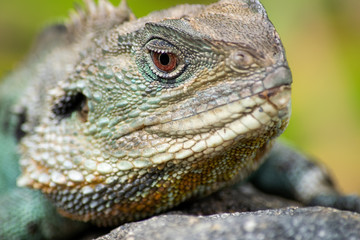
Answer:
159 53 170 65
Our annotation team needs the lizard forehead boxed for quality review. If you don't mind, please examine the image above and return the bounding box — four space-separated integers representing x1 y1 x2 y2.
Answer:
140 0 281 68
187 0 276 47
140 0 280 61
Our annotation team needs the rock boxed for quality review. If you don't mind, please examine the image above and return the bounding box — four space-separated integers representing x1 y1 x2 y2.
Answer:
94 183 360 240
174 182 301 215
96 207 360 240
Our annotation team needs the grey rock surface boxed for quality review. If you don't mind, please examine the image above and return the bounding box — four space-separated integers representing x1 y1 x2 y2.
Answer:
94 183 360 240
96 207 360 240
174 182 301 215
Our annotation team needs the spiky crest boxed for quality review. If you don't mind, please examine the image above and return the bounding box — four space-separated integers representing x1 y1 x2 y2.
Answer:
67 0 136 41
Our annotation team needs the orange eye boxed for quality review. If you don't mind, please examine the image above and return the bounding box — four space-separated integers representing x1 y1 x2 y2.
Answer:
151 52 178 73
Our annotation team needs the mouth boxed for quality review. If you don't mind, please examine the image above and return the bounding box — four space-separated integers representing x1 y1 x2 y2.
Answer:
107 66 292 142
144 66 292 138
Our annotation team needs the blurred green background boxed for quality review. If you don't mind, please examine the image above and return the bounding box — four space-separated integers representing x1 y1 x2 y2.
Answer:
0 0 359 193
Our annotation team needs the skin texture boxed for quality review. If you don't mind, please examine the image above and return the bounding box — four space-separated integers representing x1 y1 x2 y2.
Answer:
10 0 291 225
0 0 358 239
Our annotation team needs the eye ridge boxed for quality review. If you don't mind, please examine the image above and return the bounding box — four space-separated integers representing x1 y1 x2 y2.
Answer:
151 51 178 73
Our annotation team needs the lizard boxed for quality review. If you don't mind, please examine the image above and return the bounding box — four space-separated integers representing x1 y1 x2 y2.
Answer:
0 0 359 239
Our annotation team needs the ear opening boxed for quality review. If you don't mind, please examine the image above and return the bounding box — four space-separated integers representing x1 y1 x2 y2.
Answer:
52 92 88 122
15 110 27 141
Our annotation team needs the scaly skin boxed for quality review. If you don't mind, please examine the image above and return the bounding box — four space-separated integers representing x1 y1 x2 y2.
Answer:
1 1 360 239
12 0 291 226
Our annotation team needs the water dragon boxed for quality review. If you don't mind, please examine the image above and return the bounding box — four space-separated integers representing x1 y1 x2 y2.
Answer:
0 0 359 239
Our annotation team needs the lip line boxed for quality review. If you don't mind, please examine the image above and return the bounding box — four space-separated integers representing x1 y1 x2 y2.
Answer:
140 84 291 139
111 84 291 140
167 83 291 124
140 65 292 127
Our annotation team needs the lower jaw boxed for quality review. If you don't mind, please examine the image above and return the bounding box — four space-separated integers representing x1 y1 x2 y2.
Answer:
62 118 283 225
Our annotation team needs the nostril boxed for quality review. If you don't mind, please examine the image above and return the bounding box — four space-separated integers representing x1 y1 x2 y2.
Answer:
230 50 253 69
52 92 88 122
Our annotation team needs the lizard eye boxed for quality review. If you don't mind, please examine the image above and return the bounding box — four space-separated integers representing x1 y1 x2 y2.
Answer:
144 39 186 80
151 51 178 73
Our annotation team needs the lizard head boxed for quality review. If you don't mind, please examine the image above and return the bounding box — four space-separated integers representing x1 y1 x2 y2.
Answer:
17 0 291 225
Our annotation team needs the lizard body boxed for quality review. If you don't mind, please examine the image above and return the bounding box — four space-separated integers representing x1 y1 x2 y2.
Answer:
12 0 291 226
0 0 358 239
